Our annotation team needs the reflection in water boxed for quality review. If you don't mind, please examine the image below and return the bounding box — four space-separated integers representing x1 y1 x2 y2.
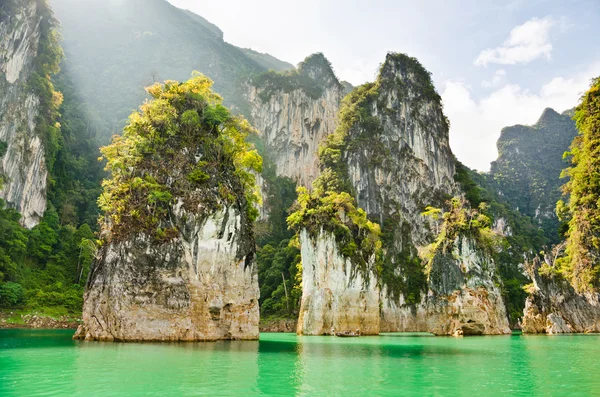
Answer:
1 330 600 396
295 336 384 395
73 339 260 396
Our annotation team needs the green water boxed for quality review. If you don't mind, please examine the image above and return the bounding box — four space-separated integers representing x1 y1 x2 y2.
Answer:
1 330 598 396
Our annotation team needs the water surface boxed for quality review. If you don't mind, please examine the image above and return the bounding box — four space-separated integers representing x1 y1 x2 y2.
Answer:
1 329 598 396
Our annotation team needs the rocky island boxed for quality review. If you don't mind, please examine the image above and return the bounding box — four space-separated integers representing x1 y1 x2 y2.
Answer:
74 76 262 341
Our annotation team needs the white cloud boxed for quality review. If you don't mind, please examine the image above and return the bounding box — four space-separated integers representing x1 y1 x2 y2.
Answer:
336 58 381 86
442 62 600 171
474 17 556 67
482 69 507 88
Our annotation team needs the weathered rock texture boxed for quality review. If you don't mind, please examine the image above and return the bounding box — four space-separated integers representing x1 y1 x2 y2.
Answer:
248 53 344 188
0 0 49 228
74 77 260 342
295 53 510 335
490 108 577 243
522 255 600 334
337 54 463 333
346 56 457 245
424 236 510 335
74 206 260 342
338 53 464 332
296 230 380 335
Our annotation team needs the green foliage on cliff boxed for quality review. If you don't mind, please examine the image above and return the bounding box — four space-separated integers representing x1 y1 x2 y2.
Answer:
249 134 300 319
251 53 341 102
288 188 382 279
28 0 65 174
558 77 600 293
99 74 262 242
288 53 449 303
453 159 549 325
379 218 426 304
380 53 441 104
49 0 288 142
489 108 577 243
316 81 381 194
0 1 99 314
423 198 497 263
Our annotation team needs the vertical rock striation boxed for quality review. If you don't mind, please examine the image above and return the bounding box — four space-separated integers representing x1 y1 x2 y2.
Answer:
297 229 380 335
425 236 510 335
345 54 457 240
75 205 260 341
0 0 53 228
522 254 600 334
292 53 510 335
247 53 344 188
74 76 260 341
335 53 458 332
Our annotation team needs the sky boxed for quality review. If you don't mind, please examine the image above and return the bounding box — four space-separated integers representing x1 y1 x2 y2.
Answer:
166 0 600 171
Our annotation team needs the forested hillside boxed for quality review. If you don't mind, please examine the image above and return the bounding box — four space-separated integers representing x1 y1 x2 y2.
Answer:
0 0 99 319
50 0 293 142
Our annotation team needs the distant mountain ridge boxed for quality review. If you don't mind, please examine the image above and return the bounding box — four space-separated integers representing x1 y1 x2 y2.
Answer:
49 0 294 141
489 107 577 242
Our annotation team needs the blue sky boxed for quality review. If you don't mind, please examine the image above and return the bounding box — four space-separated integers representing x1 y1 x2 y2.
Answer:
167 0 600 170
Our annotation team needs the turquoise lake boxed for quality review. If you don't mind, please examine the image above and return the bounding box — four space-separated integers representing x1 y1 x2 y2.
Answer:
1 329 598 396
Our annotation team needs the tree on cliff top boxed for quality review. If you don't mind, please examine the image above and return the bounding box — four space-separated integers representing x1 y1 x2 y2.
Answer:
99 74 262 242
558 77 600 293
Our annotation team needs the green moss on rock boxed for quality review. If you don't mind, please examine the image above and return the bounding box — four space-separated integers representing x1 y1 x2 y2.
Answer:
99 74 262 243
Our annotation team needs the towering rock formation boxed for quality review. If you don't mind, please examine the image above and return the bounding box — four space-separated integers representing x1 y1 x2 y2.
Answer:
74 76 260 342
0 0 60 228
291 53 510 336
522 77 600 334
490 108 577 242
522 252 600 334
247 53 345 188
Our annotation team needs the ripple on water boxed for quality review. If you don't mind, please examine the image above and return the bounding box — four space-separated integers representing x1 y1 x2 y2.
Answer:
0 330 599 396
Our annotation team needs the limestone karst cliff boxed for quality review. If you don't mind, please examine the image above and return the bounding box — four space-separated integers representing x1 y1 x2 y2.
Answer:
289 53 510 336
0 0 62 228
522 252 600 334
521 77 600 334
296 229 380 335
288 189 383 335
74 76 261 341
49 0 292 142
248 53 345 188
422 200 511 335
490 108 577 243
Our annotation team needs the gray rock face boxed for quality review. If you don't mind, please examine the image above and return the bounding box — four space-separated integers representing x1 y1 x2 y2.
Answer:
423 236 510 336
0 0 48 228
296 229 380 335
522 255 600 334
337 54 461 331
74 206 260 342
295 53 509 336
346 54 457 246
247 54 344 188
490 108 577 243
